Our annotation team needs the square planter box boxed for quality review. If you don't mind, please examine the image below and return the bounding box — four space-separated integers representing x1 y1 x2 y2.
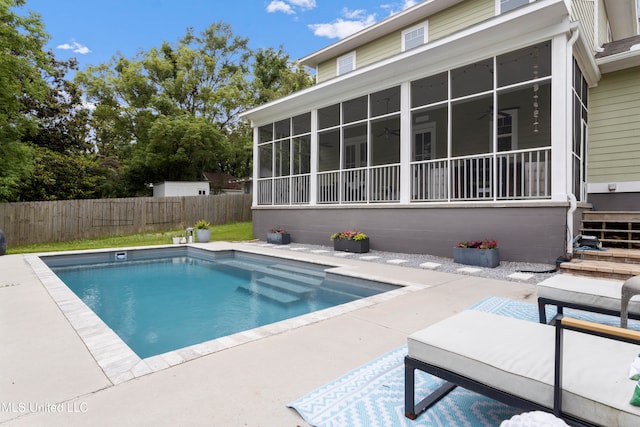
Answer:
453 247 500 268
333 238 369 253
267 232 291 245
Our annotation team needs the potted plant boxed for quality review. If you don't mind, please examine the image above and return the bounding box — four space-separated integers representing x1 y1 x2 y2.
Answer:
453 239 500 268
194 220 211 243
267 228 291 245
330 230 369 253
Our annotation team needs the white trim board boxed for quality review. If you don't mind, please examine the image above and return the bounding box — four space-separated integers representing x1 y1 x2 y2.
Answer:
588 181 640 193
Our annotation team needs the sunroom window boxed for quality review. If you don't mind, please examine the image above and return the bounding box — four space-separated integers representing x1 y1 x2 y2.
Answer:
257 113 312 205
411 41 551 201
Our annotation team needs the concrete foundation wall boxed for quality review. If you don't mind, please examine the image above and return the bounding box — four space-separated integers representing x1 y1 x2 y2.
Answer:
253 205 570 264
588 193 640 211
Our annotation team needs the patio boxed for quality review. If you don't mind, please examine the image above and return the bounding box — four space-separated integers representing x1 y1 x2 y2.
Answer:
1 242 537 426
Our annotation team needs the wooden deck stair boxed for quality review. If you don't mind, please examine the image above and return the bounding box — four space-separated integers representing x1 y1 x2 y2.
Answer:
580 211 640 249
560 211 640 280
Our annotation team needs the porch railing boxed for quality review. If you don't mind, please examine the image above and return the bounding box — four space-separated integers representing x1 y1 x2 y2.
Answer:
258 148 550 205
451 155 494 200
291 174 310 204
411 159 448 201
318 171 339 204
370 164 400 202
257 178 272 205
258 174 311 205
496 148 551 199
316 165 400 204
410 147 551 202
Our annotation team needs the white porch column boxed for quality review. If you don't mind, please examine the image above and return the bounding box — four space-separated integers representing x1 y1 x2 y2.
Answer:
252 124 259 207
309 109 318 205
400 81 412 204
550 31 570 202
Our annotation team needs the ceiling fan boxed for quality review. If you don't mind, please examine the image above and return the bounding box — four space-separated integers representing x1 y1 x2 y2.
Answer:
477 106 513 120
378 127 400 138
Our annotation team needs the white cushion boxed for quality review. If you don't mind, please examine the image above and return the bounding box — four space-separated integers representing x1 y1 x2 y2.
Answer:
537 275 640 314
407 310 640 426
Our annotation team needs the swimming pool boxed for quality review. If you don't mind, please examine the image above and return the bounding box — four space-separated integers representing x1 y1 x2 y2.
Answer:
42 247 399 360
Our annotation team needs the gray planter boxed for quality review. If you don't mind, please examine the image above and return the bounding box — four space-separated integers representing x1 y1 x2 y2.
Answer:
267 232 291 245
452 247 500 268
196 229 211 243
333 238 369 253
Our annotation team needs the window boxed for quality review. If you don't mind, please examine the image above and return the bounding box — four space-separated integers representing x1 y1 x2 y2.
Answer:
499 0 531 14
337 52 356 76
402 22 427 51
494 109 518 151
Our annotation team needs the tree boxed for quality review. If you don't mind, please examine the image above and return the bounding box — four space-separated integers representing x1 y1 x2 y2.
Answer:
76 21 316 195
251 46 314 105
16 55 105 201
76 22 256 193
0 0 51 201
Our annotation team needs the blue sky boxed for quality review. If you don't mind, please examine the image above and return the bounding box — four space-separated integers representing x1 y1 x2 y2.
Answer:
21 0 420 72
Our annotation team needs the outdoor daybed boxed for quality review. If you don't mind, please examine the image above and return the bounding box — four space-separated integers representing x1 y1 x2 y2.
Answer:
404 310 640 426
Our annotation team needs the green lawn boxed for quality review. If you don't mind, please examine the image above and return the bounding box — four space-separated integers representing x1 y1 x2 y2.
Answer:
7 221 253 255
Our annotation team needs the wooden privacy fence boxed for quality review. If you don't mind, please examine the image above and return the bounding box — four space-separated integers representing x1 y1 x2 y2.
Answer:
0 194 252 246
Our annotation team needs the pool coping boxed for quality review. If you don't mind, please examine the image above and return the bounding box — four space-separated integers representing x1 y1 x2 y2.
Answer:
26 244 428 385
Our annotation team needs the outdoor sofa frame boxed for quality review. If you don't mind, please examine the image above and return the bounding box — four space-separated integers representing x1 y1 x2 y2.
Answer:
536 275 640 324
538 296 640 324
404 311 640 426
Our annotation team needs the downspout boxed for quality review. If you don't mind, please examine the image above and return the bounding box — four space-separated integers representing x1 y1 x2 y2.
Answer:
566 26 580 257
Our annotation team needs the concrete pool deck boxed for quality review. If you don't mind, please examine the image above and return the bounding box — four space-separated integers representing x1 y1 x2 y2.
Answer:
1 242 537 426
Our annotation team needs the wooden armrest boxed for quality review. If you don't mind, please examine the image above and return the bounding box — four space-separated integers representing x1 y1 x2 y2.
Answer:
559 316 640 343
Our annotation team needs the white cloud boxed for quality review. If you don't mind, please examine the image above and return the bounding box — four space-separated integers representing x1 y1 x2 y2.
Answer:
308 9 377 39
267 1 294 14
341 8 367 20
266 0 316 14
288 0 316 9
57 41 92 55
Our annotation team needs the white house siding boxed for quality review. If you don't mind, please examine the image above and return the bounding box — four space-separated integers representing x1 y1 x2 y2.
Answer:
588 67 640 184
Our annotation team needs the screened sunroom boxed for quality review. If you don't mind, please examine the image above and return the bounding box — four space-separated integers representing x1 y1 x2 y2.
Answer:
254 40 583 207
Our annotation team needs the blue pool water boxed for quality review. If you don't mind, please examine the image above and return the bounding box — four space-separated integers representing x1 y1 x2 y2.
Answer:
48 249 395 358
